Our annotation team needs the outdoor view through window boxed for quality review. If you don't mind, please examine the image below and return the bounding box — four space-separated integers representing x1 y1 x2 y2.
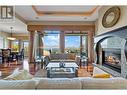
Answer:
43 31 60 54
43 31 88 56
65 35 80 54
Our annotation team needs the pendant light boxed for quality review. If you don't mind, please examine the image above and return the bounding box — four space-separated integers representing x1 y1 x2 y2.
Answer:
7 27 16 40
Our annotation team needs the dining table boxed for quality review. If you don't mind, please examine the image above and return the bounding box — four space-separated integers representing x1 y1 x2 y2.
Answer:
11 51 19 60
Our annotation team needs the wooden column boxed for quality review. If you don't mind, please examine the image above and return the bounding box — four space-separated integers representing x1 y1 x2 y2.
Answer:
27 25 43 63
80 35 83 55
28 31 35 63
38 33 44 56
88 31 94 63
60 31 65 53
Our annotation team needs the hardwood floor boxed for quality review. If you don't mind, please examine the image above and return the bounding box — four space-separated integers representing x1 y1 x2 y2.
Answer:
0 59 93 78
0 61 23 78
78 65 93 77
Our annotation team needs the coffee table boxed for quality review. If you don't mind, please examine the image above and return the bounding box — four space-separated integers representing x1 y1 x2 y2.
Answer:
46 62 79 69
46 62 79 78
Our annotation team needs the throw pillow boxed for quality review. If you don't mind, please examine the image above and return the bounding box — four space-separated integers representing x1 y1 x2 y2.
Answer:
4 69 33 80
93 73 111 78
3 68 19 80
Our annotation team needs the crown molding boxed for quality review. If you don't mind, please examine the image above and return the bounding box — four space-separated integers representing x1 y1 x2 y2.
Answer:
32 6 100 16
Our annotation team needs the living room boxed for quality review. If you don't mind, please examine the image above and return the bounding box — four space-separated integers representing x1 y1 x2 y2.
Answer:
1 2 127 92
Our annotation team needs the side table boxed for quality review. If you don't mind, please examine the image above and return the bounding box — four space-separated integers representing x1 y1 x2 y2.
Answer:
81 57 88 71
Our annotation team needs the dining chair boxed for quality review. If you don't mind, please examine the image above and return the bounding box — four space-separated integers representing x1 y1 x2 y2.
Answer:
1 49 13 65
16 49 24 61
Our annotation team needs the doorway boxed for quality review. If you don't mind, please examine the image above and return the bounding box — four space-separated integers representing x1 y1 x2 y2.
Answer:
23 41 29 57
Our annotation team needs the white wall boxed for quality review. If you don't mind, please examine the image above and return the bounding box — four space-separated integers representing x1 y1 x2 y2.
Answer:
0 31 10 48
96 6 127 35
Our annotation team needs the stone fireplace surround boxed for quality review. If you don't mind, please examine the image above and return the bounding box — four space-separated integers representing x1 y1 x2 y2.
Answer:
94 26 127 78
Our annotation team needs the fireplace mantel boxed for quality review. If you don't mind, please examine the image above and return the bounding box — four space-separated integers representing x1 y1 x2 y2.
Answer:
94 25 127 78
95 26 127 43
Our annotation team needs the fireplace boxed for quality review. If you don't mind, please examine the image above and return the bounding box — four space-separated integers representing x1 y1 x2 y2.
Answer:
94 26 127 78
102 48 121 73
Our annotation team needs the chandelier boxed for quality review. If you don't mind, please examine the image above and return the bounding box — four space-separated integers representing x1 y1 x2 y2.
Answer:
7 27 16 40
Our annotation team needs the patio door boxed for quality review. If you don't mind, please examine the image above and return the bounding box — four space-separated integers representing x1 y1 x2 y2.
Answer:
23 41 29 57
65 34 88 56
43 31 60 55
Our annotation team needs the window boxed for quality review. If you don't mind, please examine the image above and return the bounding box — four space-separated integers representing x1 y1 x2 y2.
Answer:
23 41 29 57
65 34 88 56
11 40 19 51
0 37 4 49
65 35 80 54
43 31 60 54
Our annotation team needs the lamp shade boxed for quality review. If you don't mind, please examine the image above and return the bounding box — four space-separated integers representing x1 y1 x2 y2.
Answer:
7 37 16 40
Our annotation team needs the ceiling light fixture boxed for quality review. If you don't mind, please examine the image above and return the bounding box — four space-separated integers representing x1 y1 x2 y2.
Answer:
7 27 16 40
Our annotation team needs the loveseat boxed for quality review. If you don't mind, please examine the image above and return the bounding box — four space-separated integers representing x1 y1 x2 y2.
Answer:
49 53 76 62
44 53 80 66
0 77 127 89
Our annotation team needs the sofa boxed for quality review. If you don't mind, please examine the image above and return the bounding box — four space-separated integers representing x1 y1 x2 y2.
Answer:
0 77 127 89
49 53 76 62
43 53 81 66
1 67 127 89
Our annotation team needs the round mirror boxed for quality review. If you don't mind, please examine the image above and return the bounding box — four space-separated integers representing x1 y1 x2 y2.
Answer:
102 6 120 28
106 12 115 24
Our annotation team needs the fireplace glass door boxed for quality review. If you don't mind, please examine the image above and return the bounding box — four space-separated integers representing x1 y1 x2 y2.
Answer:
102 48 121 73
99 37 126 73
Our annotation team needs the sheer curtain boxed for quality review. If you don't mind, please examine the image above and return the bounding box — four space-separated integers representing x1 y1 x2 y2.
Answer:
33 31 39 59
0 37 4 49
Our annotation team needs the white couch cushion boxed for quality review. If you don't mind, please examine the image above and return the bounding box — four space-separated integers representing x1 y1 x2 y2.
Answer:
36 78 82 89
4 69 33 80
79 77 127 89
0 80 36 89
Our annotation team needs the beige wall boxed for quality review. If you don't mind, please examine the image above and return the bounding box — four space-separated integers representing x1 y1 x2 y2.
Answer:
96 6 127 35
0 31 11 48
12 33 29 40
